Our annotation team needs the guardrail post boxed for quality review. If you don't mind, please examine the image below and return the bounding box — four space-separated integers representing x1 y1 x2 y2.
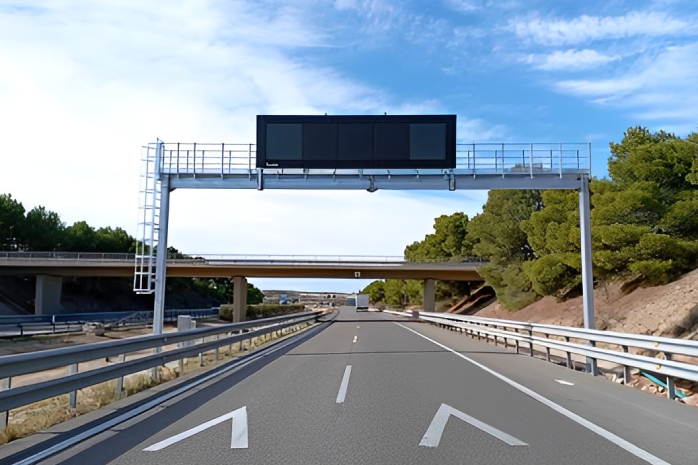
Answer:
621 346 632 385
666 354 676 400
545 335 551 362
215 334 220 361
69 364 78 409
116 354 126 399
589 341 598 376
564 336 573 369
527 327 533 356
0 378 10 430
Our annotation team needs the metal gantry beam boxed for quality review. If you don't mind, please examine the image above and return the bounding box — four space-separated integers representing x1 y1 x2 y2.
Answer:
579 175 595 331
140 140 595 338
153 176 171 336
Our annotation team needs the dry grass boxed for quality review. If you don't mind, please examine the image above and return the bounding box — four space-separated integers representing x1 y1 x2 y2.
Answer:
0 322 308 446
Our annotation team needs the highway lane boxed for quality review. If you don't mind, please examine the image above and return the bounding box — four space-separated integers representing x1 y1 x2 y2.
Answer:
29 307 698 464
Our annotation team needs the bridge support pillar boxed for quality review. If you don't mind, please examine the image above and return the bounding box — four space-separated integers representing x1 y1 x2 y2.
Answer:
35 275 62 315
233 276 248 322
423 279 436 313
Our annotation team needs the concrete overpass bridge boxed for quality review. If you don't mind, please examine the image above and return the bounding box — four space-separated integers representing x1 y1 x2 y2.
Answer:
0 252 484 315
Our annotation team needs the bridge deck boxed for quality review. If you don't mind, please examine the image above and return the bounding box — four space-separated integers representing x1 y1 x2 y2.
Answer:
0 257 483 280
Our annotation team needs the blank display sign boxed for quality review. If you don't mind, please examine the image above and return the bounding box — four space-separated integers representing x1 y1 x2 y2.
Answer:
257 115 456 169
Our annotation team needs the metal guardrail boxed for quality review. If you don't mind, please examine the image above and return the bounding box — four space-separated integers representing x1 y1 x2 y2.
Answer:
0 311 322 416
0 309 220 338
0 251 486 264
417 312 698 401
0 308 219 325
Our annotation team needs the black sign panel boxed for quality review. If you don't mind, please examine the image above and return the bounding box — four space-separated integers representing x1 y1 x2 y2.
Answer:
256 115 456 169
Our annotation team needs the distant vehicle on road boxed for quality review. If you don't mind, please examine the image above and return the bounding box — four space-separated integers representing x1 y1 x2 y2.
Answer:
346 296 357 306
356 294 369 311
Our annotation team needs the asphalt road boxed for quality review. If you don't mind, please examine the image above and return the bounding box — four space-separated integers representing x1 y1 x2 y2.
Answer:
28 307 698 464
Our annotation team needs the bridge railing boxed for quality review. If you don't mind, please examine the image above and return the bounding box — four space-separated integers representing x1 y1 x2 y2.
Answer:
152 141 591 177
0 251 487 264
417 312 698 400
0 311 322 419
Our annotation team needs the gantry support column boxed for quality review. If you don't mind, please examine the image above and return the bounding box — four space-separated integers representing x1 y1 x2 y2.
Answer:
35 275 62 315
153 175 171 336
423 279 436 313
579 175 598 374
233 276 248 322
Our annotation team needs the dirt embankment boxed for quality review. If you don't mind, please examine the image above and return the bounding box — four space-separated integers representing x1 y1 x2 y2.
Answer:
475 269 698 406
476 268 698 339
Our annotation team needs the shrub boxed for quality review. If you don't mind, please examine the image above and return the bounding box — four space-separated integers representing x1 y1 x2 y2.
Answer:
219 303 306 321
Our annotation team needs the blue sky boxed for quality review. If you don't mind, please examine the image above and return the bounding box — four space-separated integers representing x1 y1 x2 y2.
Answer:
1 0 697 293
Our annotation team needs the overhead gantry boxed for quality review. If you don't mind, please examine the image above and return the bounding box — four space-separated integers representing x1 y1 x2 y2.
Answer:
134 117 594 334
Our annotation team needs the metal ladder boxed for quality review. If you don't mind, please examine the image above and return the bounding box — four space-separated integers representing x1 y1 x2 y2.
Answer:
133 141 162 294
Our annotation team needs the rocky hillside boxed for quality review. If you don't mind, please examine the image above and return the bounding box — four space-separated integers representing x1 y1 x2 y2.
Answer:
475 268 698 339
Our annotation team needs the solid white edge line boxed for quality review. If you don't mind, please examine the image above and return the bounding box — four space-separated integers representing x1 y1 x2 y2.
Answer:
14 322 321 465
336 365 353 404
395 323 672 465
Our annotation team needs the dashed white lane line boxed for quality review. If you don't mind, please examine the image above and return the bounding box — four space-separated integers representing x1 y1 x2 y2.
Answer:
336 365 352 404
352 335 358 343
555 379 575 386
395 322 671 465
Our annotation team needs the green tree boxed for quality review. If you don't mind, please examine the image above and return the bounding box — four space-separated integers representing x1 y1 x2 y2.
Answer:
362 280 386 304
0 194 25 250
95 227 135 252
405 212 473 261
609 127 696 197
247 283 264 305
518 190 582 298
659 191 698 238
64 221 97 251
467 190 542 309
468 190 542 262
22 206 65 250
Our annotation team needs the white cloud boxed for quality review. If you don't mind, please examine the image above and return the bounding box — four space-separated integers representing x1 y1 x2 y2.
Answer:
530 49 620 70
446 0 480 13
0 1 493 292
511 11 691 46
554 43 698 129
457 119 507 142
556 77 640 97
334 0 359 10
